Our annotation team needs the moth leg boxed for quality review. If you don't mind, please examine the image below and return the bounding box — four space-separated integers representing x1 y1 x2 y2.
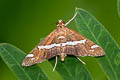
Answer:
76 57 86 65
53 56 58 72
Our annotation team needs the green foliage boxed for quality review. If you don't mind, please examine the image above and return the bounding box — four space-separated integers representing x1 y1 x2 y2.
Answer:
0 43 48 80
118 0 120 16
0 8 120 80
75 8 120 80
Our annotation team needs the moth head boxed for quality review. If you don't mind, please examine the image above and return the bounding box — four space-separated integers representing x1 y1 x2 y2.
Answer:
56 20 65 28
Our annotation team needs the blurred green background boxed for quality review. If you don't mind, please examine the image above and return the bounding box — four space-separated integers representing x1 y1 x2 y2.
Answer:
0 0 120 80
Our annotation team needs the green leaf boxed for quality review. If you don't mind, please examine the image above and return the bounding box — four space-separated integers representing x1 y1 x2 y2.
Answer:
118 0 120 16
0 43 62 80
75 8 120 80
0 43 92 80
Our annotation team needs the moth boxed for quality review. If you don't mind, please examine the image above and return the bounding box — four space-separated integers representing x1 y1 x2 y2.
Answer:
22 12 105 71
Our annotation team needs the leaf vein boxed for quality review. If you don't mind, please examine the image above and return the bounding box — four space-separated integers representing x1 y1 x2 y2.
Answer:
0 46 32 80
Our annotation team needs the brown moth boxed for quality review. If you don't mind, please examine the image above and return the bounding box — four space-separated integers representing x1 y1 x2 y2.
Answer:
22 13 105 71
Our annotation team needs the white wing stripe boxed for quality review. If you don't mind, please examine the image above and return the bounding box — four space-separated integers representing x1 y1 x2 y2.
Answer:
38 39 86 50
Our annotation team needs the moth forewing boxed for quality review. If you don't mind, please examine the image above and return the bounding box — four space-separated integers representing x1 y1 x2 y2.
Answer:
22 29 58 66
65 27 105 57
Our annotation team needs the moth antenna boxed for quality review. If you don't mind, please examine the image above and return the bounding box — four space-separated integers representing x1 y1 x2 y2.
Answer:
76 57 86 64
53 56 58 72
65 12 78 26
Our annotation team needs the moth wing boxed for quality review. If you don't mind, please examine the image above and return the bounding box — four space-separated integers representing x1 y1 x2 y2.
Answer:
22 29 57 66
64 27 105 57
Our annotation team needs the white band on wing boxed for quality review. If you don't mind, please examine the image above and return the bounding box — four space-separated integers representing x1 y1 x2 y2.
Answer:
38 39 86 50
91 45 99 49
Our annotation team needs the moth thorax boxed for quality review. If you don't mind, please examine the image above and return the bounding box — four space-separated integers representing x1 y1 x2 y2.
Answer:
56 20 65 28
60 53 66 61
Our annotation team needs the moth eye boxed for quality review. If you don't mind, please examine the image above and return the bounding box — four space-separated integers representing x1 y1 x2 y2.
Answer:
56 20 65 27
56 22 59 25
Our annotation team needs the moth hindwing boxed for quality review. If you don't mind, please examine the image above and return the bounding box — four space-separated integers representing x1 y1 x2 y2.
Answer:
22 14 105 71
